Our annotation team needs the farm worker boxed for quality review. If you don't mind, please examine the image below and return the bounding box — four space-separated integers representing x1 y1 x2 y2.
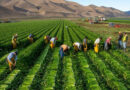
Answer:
94 37 102 53
28 34 34 43
73 42 81 52
83 36 88 52
104 37 112 50
7 51 18 71
50 37 58 49
122 33 128 52
118 32 123 49
44 35 51 44
65 26 68 29
59 44 70 60
12 34 18 49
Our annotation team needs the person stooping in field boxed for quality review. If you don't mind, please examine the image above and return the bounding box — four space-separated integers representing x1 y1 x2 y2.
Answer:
28 34 34 43
83 36 88 52
12 34 18 49
94 37 102 53
122 32 128 52
50 37 58 49
59 44 70 60
65 26 68 29
7 51 18 71
73 42 82 52
118 32 123 49
104 37 112 50
44 35 51 44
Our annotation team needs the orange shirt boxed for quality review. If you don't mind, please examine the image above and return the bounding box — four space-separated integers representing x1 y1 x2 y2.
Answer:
61 45 68 52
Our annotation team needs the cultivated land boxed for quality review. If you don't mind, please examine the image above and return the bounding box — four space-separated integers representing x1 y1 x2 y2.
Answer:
0 20 130 90
73 19 130 57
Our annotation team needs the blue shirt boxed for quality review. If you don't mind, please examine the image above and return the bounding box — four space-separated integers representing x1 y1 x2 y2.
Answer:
7 52 17 62
29 34 32 38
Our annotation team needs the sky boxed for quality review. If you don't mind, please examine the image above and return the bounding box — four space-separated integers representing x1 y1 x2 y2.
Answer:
68 0 130 11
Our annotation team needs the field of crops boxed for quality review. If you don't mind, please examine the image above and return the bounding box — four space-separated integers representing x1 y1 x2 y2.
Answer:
0 20 129 90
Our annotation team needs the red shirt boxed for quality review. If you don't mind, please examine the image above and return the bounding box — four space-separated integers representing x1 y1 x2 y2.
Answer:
106 38 111 44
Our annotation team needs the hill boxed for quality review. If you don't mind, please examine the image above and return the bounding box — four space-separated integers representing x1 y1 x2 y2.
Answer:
125 11 130 15
0 6 25 18
0 0 128 18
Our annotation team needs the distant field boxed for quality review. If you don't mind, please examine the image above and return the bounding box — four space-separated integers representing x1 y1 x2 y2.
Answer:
107 17 130 24
108 17 130 20
0 20 129 90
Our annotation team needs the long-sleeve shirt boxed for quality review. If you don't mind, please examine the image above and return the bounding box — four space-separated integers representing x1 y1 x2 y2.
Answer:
94 38 100 44
106 38 111 44
12 36 17 40
118 34 123 41
50 37 56 44
83 39 87 44
7 52 17 62
73 42 81 49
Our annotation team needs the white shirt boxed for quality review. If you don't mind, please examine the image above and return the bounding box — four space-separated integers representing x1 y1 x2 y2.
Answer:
94 38 100 44
74 42 81 49
50 37 56 44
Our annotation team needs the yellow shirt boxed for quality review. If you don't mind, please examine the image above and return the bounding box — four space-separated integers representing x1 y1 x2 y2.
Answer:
123 35 128 42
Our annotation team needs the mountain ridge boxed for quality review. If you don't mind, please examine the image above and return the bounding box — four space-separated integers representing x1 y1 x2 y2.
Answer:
125 11 130 15
0 0 129 18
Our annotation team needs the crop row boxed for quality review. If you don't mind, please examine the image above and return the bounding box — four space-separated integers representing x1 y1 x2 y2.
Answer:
67 20 129 89
0 20 58 42
0 20 129 90
0 20 60 47
67 24 101 90
0 20 63 90
0 21 60 64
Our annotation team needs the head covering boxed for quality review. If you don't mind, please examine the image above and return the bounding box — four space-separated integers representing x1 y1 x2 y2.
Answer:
15 50 18 55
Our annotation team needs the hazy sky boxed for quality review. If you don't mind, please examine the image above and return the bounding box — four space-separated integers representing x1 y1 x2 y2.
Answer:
68 0 130 11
